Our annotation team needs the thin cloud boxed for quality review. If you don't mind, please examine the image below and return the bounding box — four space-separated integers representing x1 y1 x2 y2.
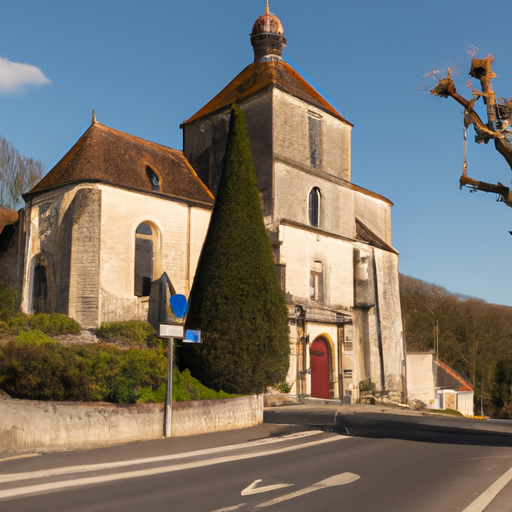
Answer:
0 56 51 94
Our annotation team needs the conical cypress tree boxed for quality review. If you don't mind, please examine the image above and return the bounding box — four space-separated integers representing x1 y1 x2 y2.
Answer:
179 104 290 394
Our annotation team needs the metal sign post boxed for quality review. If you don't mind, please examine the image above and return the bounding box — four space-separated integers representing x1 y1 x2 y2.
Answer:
149 273 201 438
165 337 174 439
159 319 186 439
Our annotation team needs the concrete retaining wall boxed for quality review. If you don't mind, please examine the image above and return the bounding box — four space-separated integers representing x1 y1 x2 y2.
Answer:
0 395 263 458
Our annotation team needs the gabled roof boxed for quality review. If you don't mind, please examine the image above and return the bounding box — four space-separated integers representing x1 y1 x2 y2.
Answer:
182 60 352 126
24 123 214 206
436 359 473 392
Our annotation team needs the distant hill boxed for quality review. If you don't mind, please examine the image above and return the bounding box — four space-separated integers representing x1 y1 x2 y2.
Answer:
399 273 512 419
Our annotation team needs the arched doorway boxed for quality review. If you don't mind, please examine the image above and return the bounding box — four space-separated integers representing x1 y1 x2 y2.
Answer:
30 253 55 314
32 263 48 314
310 337 330 398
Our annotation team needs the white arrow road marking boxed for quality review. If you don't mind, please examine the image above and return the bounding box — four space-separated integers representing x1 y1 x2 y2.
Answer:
241 479 294 496
255 472 360 508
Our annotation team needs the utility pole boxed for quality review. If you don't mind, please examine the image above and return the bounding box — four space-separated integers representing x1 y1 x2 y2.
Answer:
434 320 439 359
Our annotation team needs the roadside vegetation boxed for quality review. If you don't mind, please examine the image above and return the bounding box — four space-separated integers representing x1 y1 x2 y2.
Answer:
0 283 237 404
400 274 512 419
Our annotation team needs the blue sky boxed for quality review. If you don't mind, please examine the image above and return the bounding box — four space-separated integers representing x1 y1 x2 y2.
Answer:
2 0 512 306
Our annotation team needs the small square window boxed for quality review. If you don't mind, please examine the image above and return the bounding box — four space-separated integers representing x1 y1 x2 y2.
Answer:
310 270 323 302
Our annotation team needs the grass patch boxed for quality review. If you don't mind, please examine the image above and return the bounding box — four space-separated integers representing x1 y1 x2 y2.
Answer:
427 408 464 417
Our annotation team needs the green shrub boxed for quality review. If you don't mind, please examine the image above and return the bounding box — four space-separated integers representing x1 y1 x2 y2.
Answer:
6 312 31 333
6 313 80 335
16 330 55 346
30 313 81 335
97 321 158 347
173 368 238 402
0 342 237 404
0 283 16 322
137 383 167 404
108 348 167 403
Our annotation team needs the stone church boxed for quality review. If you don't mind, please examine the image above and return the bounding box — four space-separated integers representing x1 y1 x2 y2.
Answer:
3 6 404 402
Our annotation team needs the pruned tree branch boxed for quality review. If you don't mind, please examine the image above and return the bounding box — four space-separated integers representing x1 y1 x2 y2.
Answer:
430 54 512 207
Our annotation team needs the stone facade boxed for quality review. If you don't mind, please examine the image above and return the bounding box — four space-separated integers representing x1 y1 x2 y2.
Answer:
16 123 213 328
19 183 211 328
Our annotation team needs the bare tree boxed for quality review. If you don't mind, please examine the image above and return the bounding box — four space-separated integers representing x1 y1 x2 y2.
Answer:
0 135 44 210
430 54 512 206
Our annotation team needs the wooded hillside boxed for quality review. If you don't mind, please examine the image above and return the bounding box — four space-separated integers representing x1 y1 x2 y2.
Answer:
400 274 512 418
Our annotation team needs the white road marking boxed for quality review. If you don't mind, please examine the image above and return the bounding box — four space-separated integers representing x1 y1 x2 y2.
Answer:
255 472 360 508
0 435 346 501
461 465 512 512
211 504 247 512
0 430 328 484
241 479 293 496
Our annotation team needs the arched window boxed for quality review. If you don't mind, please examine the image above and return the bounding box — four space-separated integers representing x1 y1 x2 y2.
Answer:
146 166 160 191
309 187 320 227
134 222 156 296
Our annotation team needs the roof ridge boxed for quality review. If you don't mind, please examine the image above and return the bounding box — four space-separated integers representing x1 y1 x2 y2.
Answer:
93 123 181 155
182 60 351 126
23 122 214 206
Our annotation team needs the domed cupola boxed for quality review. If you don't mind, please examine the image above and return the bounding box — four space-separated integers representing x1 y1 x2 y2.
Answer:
250 1 287 63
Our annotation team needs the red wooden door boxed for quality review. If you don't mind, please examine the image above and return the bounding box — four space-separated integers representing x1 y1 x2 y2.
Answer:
310 338 330 398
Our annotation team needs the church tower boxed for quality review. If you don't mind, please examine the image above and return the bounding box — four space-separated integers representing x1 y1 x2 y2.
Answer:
182 5 404 403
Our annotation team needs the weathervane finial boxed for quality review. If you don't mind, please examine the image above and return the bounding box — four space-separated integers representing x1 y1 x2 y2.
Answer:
266 0 269 14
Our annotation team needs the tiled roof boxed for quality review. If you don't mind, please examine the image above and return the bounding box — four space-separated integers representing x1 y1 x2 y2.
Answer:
182 60 352 126
24 123 214 206
436 359 473 392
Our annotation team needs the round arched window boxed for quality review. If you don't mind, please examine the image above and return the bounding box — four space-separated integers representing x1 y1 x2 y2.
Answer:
134 222 157 296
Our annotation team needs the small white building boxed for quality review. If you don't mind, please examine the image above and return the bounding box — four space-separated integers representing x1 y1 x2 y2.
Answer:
406 352 474 416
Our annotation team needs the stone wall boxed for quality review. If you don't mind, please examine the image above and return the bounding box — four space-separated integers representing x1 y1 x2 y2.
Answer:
0 395 263 458
18 183 212 327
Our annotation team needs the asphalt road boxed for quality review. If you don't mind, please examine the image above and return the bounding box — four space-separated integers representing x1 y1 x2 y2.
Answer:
1 425 512 512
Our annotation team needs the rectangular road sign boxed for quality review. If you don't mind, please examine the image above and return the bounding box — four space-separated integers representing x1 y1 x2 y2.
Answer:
183 329 201 343
159 324 184 338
